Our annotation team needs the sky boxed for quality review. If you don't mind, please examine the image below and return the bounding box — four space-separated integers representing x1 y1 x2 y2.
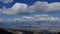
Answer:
1 0 60 8
0 0 60 21
1 0 60 32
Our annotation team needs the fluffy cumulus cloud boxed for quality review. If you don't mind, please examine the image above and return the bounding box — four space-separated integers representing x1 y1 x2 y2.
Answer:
1 1 60 15
0 0 13 3
11 3 28 13
1 3 28 15
48 2 60 11
29 1 48 12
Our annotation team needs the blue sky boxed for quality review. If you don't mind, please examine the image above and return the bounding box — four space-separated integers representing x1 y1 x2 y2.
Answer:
0 0 60 8
0 0 60 19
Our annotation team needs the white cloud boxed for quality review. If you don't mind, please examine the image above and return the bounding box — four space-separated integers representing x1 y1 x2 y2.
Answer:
12 3 28 13
1 1 60 15
31 1 48 11
2 6 15 15
15 15 60 21
0 15 60 22
0 0 13 3
48 2 60 11
30 1 60 12
2 3 28 15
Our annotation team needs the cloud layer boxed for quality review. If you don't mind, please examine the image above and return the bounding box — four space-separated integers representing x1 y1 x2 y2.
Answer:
0 15 60 22
1 1 60 15
0 15 60 32
0 0 13 3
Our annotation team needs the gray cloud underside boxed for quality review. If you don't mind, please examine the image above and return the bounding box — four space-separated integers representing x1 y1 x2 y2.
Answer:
0 15 60 32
